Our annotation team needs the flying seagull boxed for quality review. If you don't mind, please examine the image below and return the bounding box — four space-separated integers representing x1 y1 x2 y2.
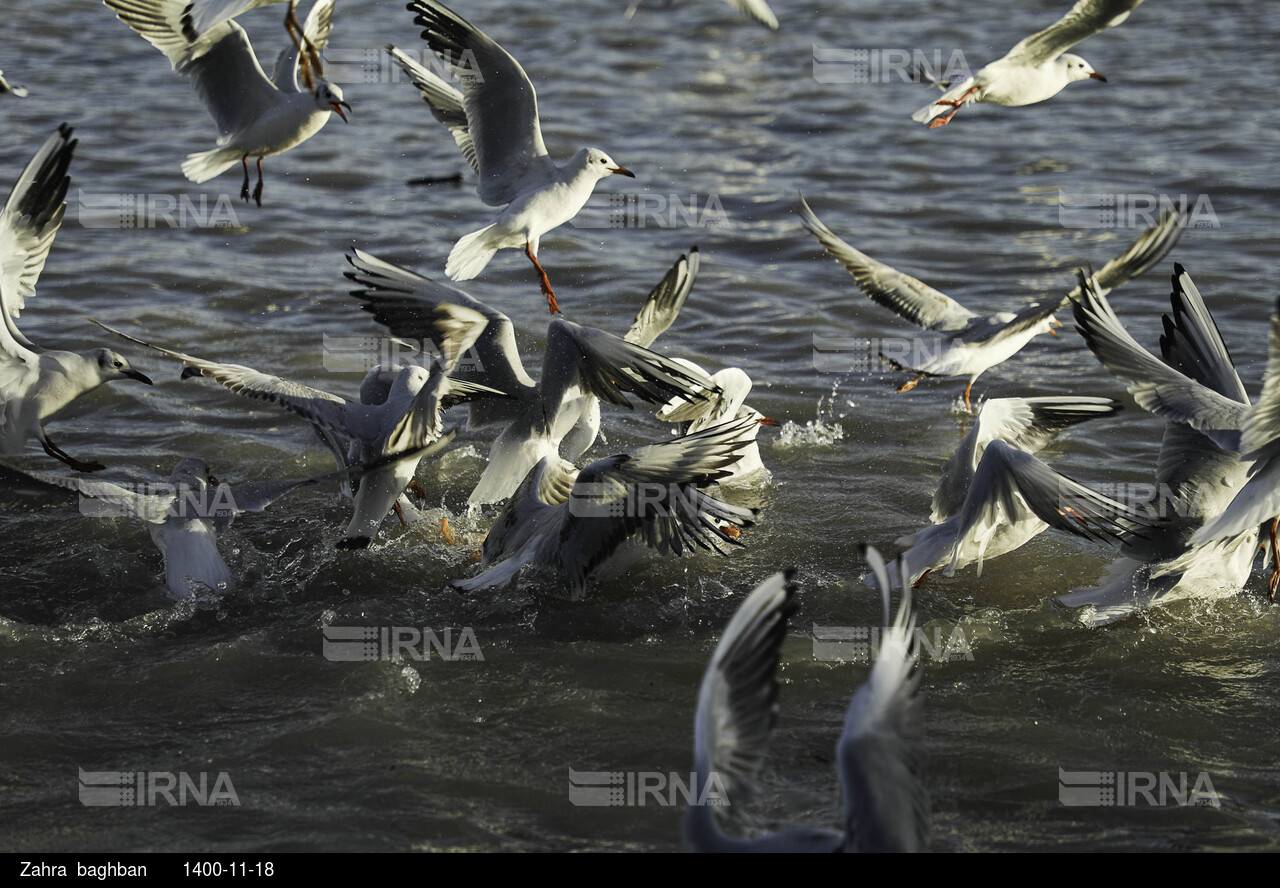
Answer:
912 0 1144 128
0 125 153 473
389 0 636 313
105 0 350 205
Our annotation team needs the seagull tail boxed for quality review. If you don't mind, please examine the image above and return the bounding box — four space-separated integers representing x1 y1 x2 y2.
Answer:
181 148 241 184
911 75 975 123
445 224 500 281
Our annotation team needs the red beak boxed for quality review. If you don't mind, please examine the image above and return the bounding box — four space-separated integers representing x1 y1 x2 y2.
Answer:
331 101 351 122
1088 71 1107 82
609 166 636 178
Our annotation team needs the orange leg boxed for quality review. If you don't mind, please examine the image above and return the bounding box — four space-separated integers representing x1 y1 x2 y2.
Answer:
928 85 979 128
441 517 457 546
963 380 975 411
896 373 925 394
392 501 408 527
526 242 560 314
240 155 251 202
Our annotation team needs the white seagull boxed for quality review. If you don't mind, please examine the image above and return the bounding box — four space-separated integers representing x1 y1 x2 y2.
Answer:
20 457 353 600
799 196 1184 409
0 68 27 98
949 268 1259 624
656 359 778 486
0 125 153 473
390 0 636 314
1057 267 1267 613
452 416 760 599
105 0 350 205
623 0 779 31
877 396 1120 588
343 248 717 506
685 546 928 852
912 0 1144 128
93 321 505 548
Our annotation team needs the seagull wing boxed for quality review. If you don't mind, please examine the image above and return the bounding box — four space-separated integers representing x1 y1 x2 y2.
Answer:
271 0 335 90
931 396 1120 522
721 0 779 30
684 570 797 852
407 0 557 206
0 124 75 361
839 547 928 853
107 0 280 140
343 249 534 411
799 196 976 332
625 248 699 348
1005 0 1145 66
1071 272 1247 452
385 44 478 175
93 321 363 440
22 468 176 525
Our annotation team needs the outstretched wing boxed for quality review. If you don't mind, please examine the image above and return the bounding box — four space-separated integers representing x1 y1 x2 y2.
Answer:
799 196 976 333
839 546 929 853
684 570 797 852
406 0 557 206
0 124 74 361
1005 0 1145 66
107 0 280 139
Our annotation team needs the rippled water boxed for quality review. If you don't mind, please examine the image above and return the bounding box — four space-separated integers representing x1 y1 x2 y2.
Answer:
1 0 1278 853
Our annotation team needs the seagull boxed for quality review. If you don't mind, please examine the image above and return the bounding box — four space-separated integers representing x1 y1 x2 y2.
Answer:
656 359 779 486
343 248 718 506
623 0 779 31
0 125 153 473
799 196 1185 409
451 416 761 599
912 0 1144 128
105 0 350 206
390 0 636 314
950 269 1259 624
685 546 928 852
876 396 1120 588
1057 266 1268 613
93 321 505 549
19 457 354 600
0 68 27 98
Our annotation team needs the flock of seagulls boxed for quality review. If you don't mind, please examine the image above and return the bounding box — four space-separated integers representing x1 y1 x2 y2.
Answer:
0 0 1270 852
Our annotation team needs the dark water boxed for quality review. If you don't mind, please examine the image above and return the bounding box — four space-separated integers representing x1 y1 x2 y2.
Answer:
1 0 1278 852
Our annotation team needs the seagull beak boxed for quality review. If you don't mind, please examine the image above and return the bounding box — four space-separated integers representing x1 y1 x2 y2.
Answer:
123 369 153 385
758 416 781 427
330 101 351 122
1088 71 1107 82
609 166 636 178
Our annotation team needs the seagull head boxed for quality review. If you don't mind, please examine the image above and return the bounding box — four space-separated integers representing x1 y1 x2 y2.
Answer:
172 458 218 491
315 82 352 121
581 147 635 180
93 349 153 386
1061 53 1105 83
